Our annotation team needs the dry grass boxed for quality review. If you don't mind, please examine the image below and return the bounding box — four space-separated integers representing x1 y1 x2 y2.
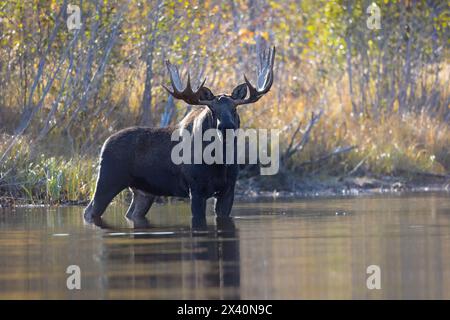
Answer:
1 60 449 203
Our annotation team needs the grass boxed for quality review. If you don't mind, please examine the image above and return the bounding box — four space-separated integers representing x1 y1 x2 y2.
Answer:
1 63 449 205
1 106 449 205
246 81 450 179
0 138 96 204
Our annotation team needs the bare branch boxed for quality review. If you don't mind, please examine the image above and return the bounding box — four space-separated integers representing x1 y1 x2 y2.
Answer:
282 110 323 162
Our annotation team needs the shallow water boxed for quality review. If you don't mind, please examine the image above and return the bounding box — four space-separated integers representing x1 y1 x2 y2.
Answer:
0 192 450 299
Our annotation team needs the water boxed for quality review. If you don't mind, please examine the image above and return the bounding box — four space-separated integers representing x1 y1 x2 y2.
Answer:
1 192 450 299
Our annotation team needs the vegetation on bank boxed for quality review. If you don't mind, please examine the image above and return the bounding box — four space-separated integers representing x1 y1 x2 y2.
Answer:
0 0 449 205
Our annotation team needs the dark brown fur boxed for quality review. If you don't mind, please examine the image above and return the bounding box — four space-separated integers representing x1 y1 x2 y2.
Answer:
84 47 274 224
84 104 239 223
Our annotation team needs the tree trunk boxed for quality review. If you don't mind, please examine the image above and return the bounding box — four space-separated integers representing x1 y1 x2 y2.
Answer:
140 0 162 126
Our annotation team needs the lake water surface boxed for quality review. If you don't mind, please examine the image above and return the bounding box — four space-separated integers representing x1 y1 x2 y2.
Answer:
1 192 450 299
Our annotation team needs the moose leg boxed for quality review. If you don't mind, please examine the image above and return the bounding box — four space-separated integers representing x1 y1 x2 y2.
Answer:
84 162 127 222
214 185 235 217
125 189 155 219
84 184 124 222
190 192 207 219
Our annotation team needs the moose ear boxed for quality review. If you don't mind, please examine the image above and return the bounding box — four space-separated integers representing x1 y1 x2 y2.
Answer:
231 83 248 100
198 87 215 101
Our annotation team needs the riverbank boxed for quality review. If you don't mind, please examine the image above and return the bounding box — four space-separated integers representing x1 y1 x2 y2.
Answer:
2 173 449 208
235 173 450 199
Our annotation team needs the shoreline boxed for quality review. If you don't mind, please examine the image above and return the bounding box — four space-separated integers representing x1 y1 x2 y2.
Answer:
235 174 450 200
235 184 450 201
2 175 449 208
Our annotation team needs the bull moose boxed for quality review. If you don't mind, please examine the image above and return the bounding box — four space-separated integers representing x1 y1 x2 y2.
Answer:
84 47 275 223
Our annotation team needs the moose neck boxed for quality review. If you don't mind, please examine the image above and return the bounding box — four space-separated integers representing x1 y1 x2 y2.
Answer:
178 107 216 135
176 106 238 166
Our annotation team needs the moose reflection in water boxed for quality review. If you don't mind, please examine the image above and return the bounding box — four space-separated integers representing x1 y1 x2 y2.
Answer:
101 217 241 299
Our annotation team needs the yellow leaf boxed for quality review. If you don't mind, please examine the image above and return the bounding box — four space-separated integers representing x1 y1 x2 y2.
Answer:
211 5 219 14
260 31 269 41
238 28 256 44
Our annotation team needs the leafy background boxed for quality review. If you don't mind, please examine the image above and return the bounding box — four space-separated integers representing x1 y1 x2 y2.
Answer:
0 0 449 203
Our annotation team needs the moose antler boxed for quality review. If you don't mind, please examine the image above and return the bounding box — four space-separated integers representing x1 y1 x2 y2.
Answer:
233 46 276 105
163 60 215 106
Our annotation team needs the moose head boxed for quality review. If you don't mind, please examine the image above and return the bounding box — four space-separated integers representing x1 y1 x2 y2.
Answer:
163 47 276 133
